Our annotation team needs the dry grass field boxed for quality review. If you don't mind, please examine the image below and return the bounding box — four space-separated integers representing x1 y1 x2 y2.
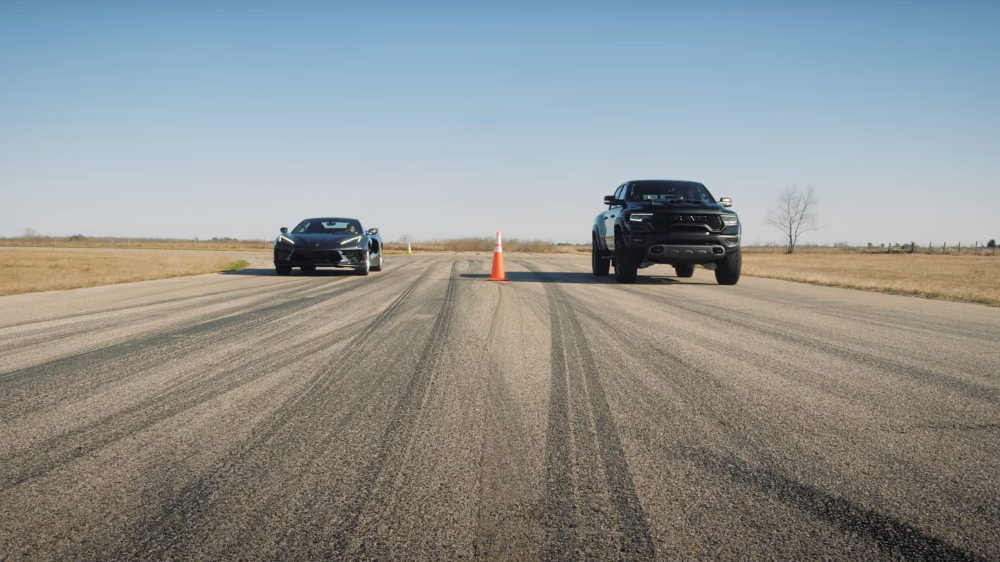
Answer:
0 250 248 296
742 253 1000 305
2 236 271 252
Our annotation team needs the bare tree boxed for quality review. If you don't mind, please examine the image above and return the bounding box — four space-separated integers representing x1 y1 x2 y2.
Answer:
23 227 38 239
764 185 820 254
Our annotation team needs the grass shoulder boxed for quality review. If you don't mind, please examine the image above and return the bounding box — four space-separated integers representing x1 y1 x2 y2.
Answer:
0 250 250 297
741 252 1000 306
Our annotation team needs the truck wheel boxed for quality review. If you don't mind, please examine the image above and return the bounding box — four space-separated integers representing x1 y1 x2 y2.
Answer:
714 250 741 285
674 264 695 278
275 266 291 276
592 237 610 276
614 235 638 283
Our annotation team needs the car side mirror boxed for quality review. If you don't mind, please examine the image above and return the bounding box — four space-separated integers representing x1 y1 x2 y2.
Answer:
367 228 379 235
280 227 288 233
719 198 732 207
604 195 623 206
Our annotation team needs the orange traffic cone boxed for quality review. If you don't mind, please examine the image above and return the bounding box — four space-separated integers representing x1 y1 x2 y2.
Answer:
488 231 507 281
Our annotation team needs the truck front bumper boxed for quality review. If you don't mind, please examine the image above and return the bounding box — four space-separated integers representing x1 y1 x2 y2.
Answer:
624 232 740 264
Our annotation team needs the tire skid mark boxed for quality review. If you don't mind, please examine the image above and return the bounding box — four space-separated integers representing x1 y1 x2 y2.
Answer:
621 287 1000 404
689 450 990 562
0 274 327 358
522 262 656 561
332 259 460 558
0 274 342 372
472 283 537 560
0 265 407 397
1 264 423 489
116 259 440 560
0 316 369 492
578 300 996 562
720 285 1000 343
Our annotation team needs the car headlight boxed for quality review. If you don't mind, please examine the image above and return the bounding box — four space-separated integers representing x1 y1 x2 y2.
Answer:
339 235 362 246
277 235 295 245
721 215 739 226
628 213 653 223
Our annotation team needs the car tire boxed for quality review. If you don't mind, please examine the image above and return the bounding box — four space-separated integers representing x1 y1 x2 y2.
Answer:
674 264 695 278
300 265 316 274
371 254 383 272
356 250 370 276
592 237 610 276
714 250 741 285
614 234 638 283
275 266 292 276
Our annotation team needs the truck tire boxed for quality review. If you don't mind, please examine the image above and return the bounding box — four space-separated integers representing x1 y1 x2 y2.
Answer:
674 264 695 278
714 250 741 285
592 237 610 276
614 234 638 283
275 266 291 276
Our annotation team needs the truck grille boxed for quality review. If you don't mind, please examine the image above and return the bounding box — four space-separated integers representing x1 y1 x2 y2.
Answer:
652 214 723 231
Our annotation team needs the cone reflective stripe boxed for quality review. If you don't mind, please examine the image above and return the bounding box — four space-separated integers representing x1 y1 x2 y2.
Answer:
488 231 507 281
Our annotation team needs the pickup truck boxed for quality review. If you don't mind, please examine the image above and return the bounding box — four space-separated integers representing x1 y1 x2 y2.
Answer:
592 180 741 284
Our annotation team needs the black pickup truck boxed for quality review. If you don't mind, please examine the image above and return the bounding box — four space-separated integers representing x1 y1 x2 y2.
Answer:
592 180 741 284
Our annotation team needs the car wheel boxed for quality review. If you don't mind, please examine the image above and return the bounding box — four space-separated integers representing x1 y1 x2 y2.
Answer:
300 265 316 274
714 250 741 285
614 234 638 283
674 264 695 278
371 253 383 272
592 236 610 276
275 266 292 276
356 250 370 276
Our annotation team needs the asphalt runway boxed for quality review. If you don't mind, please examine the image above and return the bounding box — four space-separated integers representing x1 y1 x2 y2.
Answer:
1 252 998 561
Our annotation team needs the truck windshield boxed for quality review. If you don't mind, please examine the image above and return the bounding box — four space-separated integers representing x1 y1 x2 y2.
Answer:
628 181 715 203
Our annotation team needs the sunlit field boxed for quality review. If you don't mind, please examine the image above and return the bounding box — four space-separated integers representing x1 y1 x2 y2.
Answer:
741 253 1000 305
1 236 271 252
0 250 248 296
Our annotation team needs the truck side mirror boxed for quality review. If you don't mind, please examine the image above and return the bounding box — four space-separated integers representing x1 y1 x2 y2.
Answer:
280 227 288 233
367 228 379 235
604 195 623 206
719 198 732 207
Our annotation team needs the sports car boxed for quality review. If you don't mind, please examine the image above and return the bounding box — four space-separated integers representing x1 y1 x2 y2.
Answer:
273 217 384 276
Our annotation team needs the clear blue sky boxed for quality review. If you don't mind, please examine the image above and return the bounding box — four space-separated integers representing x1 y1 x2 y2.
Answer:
2 1 998 245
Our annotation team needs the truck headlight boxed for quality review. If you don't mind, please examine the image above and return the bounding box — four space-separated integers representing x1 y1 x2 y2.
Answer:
628 213 653 223
721 215 739 226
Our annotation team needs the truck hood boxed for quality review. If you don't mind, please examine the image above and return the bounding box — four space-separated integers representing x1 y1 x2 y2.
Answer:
628 200 731 212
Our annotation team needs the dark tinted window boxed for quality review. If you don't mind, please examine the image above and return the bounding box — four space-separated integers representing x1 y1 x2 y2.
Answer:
628 181 715 203
292 219 362 234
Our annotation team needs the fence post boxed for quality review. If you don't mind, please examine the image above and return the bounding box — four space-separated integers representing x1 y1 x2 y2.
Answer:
943 243 946 254
958 242 961 255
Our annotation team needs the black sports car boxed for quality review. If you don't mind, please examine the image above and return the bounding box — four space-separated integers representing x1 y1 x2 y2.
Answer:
273 217 384 276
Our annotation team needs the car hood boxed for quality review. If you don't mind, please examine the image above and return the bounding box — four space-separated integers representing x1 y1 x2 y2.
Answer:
628 200 732 213
285 233 365 248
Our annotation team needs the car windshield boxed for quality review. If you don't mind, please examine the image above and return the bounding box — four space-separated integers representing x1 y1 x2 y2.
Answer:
628 181 715 203
292 219 362 235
